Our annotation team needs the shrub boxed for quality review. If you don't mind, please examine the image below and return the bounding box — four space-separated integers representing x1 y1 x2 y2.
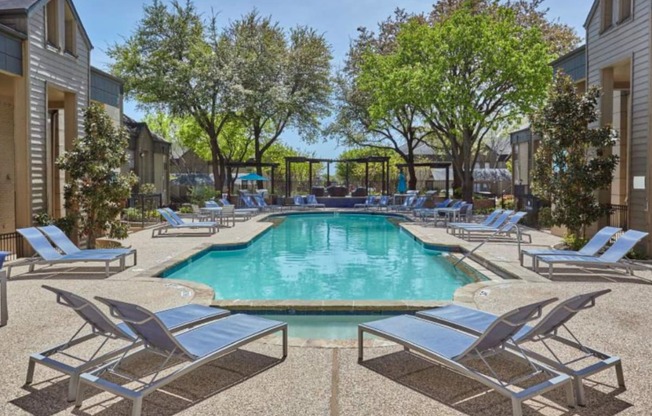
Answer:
140 183 156 195
188 185 218 207
563 233 588 251
538 207 553 228
178 206 194 214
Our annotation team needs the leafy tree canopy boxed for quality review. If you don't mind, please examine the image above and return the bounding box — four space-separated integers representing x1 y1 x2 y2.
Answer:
531 74 618 237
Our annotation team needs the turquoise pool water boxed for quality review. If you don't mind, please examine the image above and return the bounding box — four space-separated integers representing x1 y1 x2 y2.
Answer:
163 213 479 301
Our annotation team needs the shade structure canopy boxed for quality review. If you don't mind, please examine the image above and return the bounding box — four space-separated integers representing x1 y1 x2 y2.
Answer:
239 173 269 182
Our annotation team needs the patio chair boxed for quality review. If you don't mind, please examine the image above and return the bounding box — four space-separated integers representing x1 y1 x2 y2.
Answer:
389 195 416 211
447 208 503 233
448 210 513 237
6 228 133 278
27 285 229 401
354 195 376 209
252 194 283 211
152 209 218 237
417 290 623 406
306 194 325 208
76 297 287 416
457 211 530 242
38 225 137 266
359 298 575 416
534 229 648 278
520 226 621 268
240 195 263 211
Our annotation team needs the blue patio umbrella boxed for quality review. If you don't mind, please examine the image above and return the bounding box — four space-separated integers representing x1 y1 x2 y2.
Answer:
239 173 269 182
397 171 407 193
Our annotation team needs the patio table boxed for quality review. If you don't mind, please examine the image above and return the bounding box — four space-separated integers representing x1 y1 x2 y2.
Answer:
200 207 223 224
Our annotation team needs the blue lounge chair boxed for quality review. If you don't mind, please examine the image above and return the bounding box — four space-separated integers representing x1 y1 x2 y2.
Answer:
456 211 529 242
213 199 256 220
520 226 621 267
252 194 282 211
447 208 503 232
27 285 229 401
390 195 415 211
306 194 325 208
417 290 622 406
535 229 648 278
354 195 376 209
293 195 308 209
153 209 218 237
76 297 287 416
359 298 574 415
375 195 391 210
448 209 512 235
38 225 137 266
7 228 134 278
240 195 263 211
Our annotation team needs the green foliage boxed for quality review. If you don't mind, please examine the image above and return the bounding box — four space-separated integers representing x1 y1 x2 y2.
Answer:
32 212 75 236
140 183 156 195
538 207 553 228
531 74 619 238
356 3 553 201
56 103 138 248
335 147 401 187
178 205 194 214
563 233 589 251
188 186 217 207
501 195 515 210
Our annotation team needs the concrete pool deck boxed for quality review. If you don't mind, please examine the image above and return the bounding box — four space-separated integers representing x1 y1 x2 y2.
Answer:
2 210 652 415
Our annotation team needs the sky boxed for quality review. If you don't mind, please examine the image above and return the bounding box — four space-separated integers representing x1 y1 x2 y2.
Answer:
75 0 594 159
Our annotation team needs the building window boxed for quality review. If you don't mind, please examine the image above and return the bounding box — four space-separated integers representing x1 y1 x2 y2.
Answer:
46 0 59 47
64 2 76 55
619 0 632 22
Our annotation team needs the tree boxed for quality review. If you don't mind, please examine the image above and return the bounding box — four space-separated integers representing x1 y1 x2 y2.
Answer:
358 4 553 200
531 74 618 238
329 10 431 190
56 103 137 248
109 0 237 190
225 11 332 185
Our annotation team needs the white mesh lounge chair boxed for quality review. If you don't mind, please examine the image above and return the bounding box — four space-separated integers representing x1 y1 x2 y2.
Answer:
534 229 648 278
455 211 529 242
520 226 621 267
76 297 287 416
7 228 133 278
359 298 574 416
152 209 218 237
27 286 229 401
38 225 137 266
417 290 622 406
252 194 282 211
354 195 376 209
446 208 503 233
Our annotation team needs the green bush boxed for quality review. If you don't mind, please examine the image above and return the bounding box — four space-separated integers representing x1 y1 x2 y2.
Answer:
538 207 553 228
563 233 588 251
140 183 156 195
189 185 218 207
179 206 193 214
33 212 75 236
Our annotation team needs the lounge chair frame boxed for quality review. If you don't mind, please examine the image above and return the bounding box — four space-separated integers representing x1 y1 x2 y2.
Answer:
152 209 218 237
359 299 574 416
76 298 287 416
26 286 229 401
416 290 624 406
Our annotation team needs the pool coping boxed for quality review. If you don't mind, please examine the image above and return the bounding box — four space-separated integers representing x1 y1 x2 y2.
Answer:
140 210 510 313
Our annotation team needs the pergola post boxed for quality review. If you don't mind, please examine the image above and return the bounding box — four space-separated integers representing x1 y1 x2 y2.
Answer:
381 160 386 195
285 159 291 198
271 165 275 195
309 162 313 193
365 161 369 194
445 166 450 198
326 162 330 186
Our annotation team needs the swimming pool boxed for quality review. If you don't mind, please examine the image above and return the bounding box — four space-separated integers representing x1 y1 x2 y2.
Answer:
163 213 481 301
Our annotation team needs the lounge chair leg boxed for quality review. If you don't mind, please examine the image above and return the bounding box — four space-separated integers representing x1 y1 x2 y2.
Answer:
615 361 626 387
511 398 523 416
105 262 110 277
574 377 585 406
75 381 85 408
132 397 143 416
358 327 364 362
566 381 576 407
548 264 553 279
25 358 35 385
282 327 288 358
68 373 79 402
133 251 138 266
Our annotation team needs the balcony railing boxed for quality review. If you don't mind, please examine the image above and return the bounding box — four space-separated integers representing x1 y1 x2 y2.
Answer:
0 232 25 260
606 204 628 230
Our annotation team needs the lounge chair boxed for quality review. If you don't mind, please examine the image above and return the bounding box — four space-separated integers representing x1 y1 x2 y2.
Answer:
448 209 511 235
213 199 256 220
520 226 621 267
354 195 376 209
534 229 648 278
447 208 503 232
359 298 574 416
389 195 415 211
240 195 263 211
76 297 287 416
456 211 529 242
152 209 218 237
293 195 308 209
38 225 137 265
252 194 282 211
6 228 134 278
306 194 325 208
417 290 623 406
27 285 229 401
375 195 391 210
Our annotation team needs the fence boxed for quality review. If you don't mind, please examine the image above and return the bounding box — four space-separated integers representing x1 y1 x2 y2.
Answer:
606 204 628 230
0 232 24 260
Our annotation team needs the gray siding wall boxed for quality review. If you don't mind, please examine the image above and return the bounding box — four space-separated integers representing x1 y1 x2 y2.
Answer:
553 46 586 82
27 5 90 216
586 0 650 232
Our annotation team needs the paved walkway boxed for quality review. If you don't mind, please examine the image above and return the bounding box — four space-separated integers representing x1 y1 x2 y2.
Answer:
1 211 651 415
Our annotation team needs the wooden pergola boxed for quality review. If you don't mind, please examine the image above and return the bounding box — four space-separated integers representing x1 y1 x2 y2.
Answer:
285 156 391 197
225 161 279 195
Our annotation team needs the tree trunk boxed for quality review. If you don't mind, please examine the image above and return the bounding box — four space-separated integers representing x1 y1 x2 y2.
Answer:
407 162 417 191
208 133 224 191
